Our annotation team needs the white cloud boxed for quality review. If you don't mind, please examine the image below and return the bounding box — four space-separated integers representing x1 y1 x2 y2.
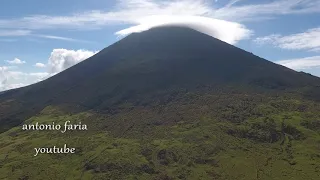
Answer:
34 63 46 68
6 58 26 65
29 72 50 78
0 66 11 71
116 15 252 44
212 0 320 22
254 27 320 51
0 0 258 44
277 56 320 70
28 72 50 83
0 49 98 91
33 34 94 43
8 71 26 79
4 0 317 44
0 0 318 28
0 31 92 42
0 30 31 36
0 66 25 91
48 49 98 74
0 68 49 91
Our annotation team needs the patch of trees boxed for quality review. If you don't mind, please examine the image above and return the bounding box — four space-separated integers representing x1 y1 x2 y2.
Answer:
227 119 281 143
301 120 320 132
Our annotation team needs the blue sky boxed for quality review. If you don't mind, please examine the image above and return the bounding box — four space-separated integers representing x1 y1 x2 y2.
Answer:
0 0 319 91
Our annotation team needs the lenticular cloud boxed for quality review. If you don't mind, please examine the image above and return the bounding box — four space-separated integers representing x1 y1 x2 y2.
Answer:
115 15 253 45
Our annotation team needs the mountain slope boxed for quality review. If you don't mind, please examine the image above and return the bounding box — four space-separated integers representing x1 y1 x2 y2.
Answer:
1 26 320 133
0 26 320 180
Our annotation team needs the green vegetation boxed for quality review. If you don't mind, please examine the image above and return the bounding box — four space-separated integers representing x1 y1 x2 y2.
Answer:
0 89 319 180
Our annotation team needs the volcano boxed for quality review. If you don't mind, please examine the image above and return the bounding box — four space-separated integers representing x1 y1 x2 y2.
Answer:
0 26 319 179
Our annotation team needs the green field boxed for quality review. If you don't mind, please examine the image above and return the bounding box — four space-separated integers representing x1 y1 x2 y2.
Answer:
1 89 319 180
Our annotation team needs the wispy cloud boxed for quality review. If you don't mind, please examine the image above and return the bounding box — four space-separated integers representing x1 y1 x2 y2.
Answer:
0 30 31 36
0 0 319 29
277 56 320 70
213 0 320 22
0 29 91 43
254 27 320 52
2 0 319 44
34 34 94 43
5 58 26 65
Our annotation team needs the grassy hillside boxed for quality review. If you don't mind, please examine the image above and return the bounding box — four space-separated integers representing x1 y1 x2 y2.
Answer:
1 87 319 180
